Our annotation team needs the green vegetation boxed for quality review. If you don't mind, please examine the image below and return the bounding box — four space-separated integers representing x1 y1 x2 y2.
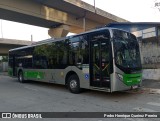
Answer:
0 56 8 62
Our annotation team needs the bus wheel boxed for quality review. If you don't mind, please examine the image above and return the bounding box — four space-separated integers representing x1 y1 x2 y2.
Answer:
68 74 81 94
18 71 25 83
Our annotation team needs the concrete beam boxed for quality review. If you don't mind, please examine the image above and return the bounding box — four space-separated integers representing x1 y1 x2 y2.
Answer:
0 0 128 35
64 0 127 22
0 38 32 45
48 25 69 38
0 46 11 55
0 38 31 55
0 0 86 31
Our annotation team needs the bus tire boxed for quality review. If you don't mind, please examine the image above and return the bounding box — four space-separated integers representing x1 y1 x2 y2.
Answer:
18 71 25 83
67 74 81 94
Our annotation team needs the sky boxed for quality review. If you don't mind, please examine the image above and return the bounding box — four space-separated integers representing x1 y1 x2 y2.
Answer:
82 0 160 22
0 20 49 42
0 0 159 41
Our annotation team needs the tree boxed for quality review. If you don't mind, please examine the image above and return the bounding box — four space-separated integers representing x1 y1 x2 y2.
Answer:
1 56 8 62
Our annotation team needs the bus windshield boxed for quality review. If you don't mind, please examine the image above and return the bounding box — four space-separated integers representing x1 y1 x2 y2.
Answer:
113 30 141 71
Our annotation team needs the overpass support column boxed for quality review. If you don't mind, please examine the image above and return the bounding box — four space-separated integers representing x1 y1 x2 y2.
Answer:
48 25 69 38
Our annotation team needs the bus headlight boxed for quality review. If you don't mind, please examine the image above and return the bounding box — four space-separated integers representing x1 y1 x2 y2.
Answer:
117 73 123 80
138 79 142 82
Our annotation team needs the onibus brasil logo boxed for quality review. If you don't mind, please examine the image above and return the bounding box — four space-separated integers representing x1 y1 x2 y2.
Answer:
154 0 160 11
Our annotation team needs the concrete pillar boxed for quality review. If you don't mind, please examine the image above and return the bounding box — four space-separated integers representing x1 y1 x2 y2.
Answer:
48 25 69 38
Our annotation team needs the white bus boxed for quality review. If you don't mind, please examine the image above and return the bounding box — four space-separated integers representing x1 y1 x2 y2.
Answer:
8 27 142 93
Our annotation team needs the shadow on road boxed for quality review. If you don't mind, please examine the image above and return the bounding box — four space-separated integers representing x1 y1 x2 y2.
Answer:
2 75 152 100
12 79 138 99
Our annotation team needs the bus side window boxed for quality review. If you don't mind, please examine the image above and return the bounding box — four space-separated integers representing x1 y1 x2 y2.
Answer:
69 35 89 66
33 56 48 69
69 37 80 65
80 35 89 64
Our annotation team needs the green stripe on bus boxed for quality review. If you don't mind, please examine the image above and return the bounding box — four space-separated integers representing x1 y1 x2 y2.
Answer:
8 68 13 76
123 73 142 86
24 71 45 79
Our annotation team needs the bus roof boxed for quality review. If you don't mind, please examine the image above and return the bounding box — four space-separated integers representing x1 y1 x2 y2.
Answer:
9 27 130 52
106 22 160 26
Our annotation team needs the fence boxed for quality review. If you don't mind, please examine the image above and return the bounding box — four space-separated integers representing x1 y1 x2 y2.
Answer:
0 62 8 72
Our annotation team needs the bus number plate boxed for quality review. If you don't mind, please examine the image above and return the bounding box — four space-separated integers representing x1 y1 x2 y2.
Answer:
132 85 138 89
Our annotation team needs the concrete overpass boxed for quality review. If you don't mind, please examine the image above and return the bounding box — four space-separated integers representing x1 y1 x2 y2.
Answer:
0 0 128 38
0 38 32 55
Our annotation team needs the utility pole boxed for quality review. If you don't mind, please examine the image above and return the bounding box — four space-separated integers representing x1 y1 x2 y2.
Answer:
1 19 3 38
83 11 86 32
94 0 96 13
31 34 33 43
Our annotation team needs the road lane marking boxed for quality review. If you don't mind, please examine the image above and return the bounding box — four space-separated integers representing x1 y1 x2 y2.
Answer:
147 102 160 107
133 107 157 112
143 88 160 94
126 118 149 121
126 118 135 121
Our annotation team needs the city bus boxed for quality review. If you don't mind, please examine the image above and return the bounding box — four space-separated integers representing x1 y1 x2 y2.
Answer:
8 27 142 93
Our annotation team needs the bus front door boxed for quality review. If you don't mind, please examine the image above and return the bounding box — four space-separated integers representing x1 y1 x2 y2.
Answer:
90 40 110 88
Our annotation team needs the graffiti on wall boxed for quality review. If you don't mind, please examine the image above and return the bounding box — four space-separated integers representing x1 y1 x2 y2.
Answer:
143 56 160 64
140 41 160 68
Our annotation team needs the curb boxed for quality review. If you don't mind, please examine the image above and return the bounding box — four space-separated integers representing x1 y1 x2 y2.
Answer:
0 72 8 76
142 88 160 94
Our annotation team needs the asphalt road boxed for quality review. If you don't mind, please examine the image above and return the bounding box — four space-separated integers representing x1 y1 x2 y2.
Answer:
0 75 160 121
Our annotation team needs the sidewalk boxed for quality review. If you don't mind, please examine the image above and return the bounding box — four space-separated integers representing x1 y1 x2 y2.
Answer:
0 72 8 76
0 72 159 91
140 79 160 94
142 79 160 89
